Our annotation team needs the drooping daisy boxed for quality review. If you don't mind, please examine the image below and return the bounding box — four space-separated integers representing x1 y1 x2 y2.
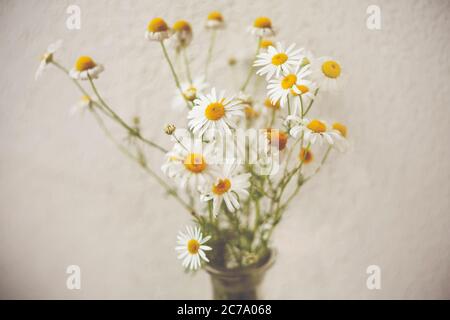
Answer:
201 162 250 215
205 11 225 29
254 42 303 80
188 88 244 137
299 147 313 164
171 20 193 49
331 122 350 152
290 79 318 115
176 226 212 270
248 16 275 37
69 56 104 80
145 17 172 41
172 77 208 111
312 56 343 91
288 117 341 146
35 39 62 80
70 95 94 115
161 136 216 190
267 64 312 108
265 128 289 151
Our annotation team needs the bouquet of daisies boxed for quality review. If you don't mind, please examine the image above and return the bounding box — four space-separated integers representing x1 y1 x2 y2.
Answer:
36 12 347 273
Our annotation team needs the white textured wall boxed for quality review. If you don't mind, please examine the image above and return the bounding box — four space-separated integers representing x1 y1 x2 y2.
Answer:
0 0 449 299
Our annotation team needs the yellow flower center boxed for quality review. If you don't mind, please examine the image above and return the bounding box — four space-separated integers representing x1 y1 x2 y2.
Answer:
290 84 309 96
281 74 297 89
207 11 223 21
264 98 280 109
299 148 313 164
173 20 192 32
266 129 288 151
147 17 169 33
75 56 96 71
322 60 341 79
184 153 207 173
254 16 272 28
81 95 91 103
187 239 200 254
307 119 327 133
332 122 347 137
271 53 288 66
212 178 231 195
260 39 274 49
205 102 225 120
183 87 197 101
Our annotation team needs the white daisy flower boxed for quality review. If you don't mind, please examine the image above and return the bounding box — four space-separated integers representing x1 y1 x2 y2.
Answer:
267 64 312 109
201 162 251 215
161 136 216 191
69 56 104 80
205 11 225 29
312 56 342 92
331 122 350 152
290 79 318 115
171 20 193 49
254 42 303 80
188 88 244 137
70 95 94 116
176 226 212 270
287 117 341 146
248 17 275 37
172 77 208 111
35 39 62 80
145 17 172 41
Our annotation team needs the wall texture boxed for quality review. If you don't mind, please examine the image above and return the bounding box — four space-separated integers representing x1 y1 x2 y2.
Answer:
0 0 449 299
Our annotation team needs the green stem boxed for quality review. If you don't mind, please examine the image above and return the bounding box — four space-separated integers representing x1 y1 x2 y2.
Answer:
204 29 216 80
89 107 197 217
88 76 168 153
160 41 183 92
240 37 262 92
182 48 192 83
52 61 89 97
302 88 319 117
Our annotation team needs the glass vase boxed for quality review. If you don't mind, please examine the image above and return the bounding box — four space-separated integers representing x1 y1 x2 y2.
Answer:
204 249 276 300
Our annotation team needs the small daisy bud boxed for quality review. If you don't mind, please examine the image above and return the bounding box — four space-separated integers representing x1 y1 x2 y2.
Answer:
228 57 237 66
133 116 140 126
164 124 176 135
206 11 225 29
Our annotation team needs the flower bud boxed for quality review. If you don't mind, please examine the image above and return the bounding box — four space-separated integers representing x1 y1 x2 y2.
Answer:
164 124 176 135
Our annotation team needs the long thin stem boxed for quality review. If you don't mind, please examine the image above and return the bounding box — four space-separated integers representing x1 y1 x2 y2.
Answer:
302 88 319 117
52 60 167 154
88 76 168 153
182 48 192 83
240 37 262 92
160 41 193 110
304 145 332 182
90 107 197 217
204 29 216 80
52 61 89 96
160 41 183 92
